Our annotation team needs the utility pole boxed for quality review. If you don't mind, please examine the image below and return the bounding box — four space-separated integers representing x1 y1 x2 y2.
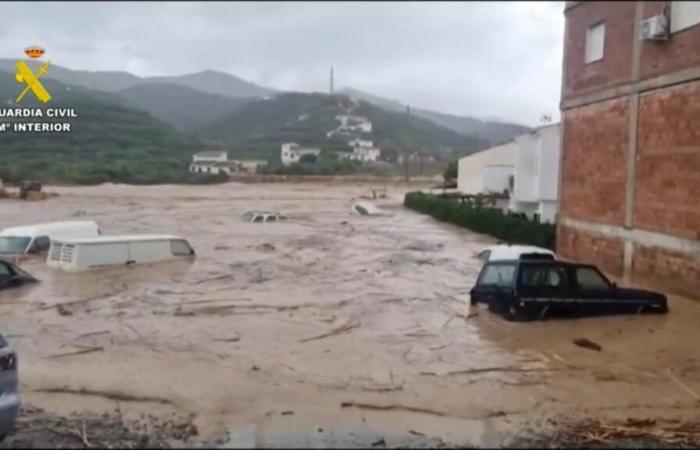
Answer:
403 105 410 182
330 65 334 95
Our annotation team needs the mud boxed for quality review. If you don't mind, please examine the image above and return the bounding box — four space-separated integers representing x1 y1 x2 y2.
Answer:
0 182 699 447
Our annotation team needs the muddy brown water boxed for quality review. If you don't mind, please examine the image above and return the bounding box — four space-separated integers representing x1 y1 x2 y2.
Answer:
0 182 699 446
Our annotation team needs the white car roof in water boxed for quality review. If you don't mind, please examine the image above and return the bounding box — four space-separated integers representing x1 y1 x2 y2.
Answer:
0 221 99 238
53 234 184 245
479 244 555 261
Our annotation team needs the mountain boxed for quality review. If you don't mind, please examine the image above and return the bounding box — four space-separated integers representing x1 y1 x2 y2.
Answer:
146 69 274 99
0 59 141 93
196 92 489 162
118 83 251 132
0 59 276 99
339 87 531 145
0 69 211 185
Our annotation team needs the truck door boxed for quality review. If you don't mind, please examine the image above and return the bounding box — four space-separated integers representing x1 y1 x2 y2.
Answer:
517 263 572 317
572 266 617 314
470 262 516 308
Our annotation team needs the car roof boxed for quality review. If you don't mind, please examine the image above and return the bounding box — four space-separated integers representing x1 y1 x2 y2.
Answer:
53 234 184 245
485 259 598 269
0 221 98 237
483 244 555 261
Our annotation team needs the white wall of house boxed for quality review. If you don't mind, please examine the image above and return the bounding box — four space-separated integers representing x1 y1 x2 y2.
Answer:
193 151 228 163
457 141 519 194
280 143 321 166
481 165 515 194
508 123 561 223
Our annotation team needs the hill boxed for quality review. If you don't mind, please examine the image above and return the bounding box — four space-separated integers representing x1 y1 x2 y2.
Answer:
196 92 489 163
339 87 531 144
118 83 251 132
0 59 276 98
146 69 274 99
0 69 213 185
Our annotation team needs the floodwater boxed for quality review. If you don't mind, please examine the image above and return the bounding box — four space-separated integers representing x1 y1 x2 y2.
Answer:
0 182 699 447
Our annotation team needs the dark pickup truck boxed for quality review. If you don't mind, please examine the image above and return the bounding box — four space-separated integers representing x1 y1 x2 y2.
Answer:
0 259 37 292
470 259 668 321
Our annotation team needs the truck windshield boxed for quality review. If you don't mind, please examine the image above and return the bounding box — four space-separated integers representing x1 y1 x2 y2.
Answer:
478 263 516 287
0 236 31 254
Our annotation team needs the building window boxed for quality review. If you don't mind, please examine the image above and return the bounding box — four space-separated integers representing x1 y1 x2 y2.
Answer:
670 1 700 33
585 22 605 64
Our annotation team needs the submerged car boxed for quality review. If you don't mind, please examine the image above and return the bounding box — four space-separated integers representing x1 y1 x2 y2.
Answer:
0 259 38 291
241 211 288 223
477 244 555 262
0 221 101 257
47 235 196 272
0 330 19 442
470 259 668 321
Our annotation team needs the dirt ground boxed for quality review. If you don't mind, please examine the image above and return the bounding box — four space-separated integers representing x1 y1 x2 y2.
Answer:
0 181 699 447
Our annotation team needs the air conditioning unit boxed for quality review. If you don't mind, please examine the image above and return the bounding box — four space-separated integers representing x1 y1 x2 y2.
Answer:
640 15 668 40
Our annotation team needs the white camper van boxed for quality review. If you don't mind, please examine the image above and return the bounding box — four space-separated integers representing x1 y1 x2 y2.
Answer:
47 235 195 272
0 221 101 256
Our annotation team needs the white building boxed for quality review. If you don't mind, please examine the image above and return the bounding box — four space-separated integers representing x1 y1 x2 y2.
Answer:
189 151 230 175
326 115 373 137
192 151 228 164
508 123 561 223
280 143 322 166
189 151 268 175
457 141 518 195
335 138 381 162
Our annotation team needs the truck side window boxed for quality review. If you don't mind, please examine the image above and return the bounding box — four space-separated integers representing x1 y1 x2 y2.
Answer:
576 267 610 289
478 264 515 287
170 240 194 256
27 235 51 254
521 266 570 288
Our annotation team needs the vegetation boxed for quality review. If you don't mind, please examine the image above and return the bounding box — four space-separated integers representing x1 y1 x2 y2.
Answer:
404 192 556 250
196 93 489 162
443 161 458 182
260 159 390 176
0 70 217 185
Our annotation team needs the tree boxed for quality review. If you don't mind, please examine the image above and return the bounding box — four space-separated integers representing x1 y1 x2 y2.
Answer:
299 153 319 164
443 161 458 182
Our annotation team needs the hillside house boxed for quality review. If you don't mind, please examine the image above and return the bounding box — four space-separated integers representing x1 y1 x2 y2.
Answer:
508 123 561 223
280 143 322 166
189 151 268 175
189 151 230 175
558 1 700 297
326 115 373 137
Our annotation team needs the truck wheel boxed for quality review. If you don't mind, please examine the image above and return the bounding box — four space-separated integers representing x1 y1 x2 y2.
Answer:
504 302 528 322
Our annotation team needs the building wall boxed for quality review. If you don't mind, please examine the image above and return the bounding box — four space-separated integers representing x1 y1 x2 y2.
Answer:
559 0 700 298
560 98 629 226
512 133 538 202
536 124 562 202
481 165 514 195
457 141 518 194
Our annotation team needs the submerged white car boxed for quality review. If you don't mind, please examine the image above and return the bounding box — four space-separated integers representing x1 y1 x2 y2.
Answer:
0 221 100 256
477 244 555 262
241 211 288 223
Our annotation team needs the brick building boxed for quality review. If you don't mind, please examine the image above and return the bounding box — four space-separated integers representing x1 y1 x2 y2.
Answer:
558 1 700 298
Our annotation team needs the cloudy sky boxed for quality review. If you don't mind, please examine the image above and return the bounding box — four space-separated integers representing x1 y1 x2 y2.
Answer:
2 1 564 126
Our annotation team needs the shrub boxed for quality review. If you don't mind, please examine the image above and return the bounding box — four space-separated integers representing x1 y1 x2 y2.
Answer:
404 192 556 250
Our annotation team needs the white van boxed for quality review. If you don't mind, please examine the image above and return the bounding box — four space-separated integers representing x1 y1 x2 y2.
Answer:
47 235 196 272
0 221 101 256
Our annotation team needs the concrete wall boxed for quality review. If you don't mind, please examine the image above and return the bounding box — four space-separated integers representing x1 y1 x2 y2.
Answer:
510 123 561 223
481 165 514 195
457 141 518 194
559 0 700 298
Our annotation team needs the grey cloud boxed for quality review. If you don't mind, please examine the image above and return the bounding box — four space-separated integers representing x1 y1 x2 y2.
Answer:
0 1 564 126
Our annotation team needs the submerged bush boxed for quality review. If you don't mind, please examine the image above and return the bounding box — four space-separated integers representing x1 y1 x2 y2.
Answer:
404 192 556 250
